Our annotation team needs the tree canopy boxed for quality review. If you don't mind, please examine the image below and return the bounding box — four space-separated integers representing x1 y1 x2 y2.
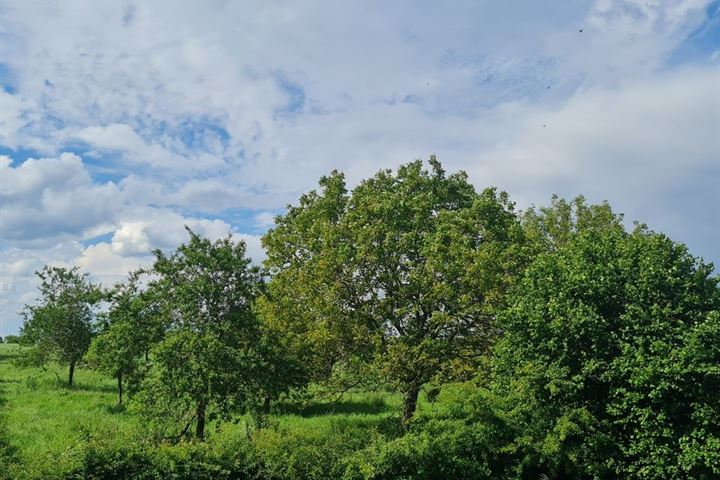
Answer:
20 266 102 386
136 228 268 439
487 214 720 478
85 272 161 405
262 157 528 423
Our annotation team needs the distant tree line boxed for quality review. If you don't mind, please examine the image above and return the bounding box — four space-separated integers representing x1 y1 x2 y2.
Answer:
18 157 719 477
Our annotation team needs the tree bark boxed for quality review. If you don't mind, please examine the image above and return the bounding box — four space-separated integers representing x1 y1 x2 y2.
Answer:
401 383 420 429
195 399 207 439
68 360 76 387
262 395 272 414
117 372 123 405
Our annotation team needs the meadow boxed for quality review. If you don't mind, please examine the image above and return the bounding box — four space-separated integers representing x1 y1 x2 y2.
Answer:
0 343 423 479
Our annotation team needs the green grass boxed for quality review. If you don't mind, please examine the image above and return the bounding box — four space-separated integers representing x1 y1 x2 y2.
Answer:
0 343 426 478
0 344 143 476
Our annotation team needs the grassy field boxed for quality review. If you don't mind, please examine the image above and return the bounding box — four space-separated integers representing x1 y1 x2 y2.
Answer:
0 343 418 478
0 343 143 470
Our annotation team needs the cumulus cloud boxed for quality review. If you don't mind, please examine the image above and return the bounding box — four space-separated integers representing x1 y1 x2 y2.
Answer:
74 124 146 152
468 67 720 263
254 212 276 230
110 222 152 256
0 153 124 246
75 243 151 286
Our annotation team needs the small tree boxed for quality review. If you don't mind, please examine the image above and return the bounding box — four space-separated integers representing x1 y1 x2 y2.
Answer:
138 228 266 439
85 273 157 405
262 158 528 425
21 266 101 386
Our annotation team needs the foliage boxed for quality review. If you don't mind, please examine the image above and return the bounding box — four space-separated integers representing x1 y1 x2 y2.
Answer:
521 194 626 251
61 436 252 480
20 266 102 386
261 158 528 423
490 220 720 478
136 228 269 439
85 272 162 405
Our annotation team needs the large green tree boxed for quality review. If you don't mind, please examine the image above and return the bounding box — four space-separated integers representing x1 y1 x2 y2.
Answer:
21 266 102 386
138 229 268 439
261 157 527 424
489 205 720 478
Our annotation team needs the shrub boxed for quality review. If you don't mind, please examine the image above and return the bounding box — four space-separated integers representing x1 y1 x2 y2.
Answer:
57 437 253 480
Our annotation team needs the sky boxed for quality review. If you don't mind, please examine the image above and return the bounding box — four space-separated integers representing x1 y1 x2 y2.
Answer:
0 0 719 336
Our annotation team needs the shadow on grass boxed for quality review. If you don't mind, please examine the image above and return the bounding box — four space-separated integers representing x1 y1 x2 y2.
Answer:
276 398 393 417
0 381 22 474
20 375 117 395
61 382 117 394
104 403 127 415
0 350 20 364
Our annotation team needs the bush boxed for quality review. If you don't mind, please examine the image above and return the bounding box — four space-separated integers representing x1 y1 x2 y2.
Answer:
53 436 253 480
489 228 720 478
248 419 377 480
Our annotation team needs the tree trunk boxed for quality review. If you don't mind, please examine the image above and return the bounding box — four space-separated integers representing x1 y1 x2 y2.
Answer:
401 384 420 428
117 372 123 405
68 360 76 387
195 399 207 439
263 395 272 414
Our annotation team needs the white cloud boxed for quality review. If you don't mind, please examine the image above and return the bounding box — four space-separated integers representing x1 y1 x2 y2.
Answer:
73 123 222 171
0 90 35 149
110 222 152 256
74 123 146 151
254 211 276 229
0 153 125 245
75 242 151 287
235 234 265 265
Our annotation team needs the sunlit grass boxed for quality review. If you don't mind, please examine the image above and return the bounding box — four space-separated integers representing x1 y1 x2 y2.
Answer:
0 344 142 476
0 343 426 477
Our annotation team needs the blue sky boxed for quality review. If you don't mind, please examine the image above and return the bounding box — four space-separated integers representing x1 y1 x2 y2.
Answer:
1 0 719 335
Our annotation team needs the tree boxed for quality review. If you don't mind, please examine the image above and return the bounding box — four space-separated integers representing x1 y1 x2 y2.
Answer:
85 272 160 405
138 229 266 439
262 157 527 425
489 216 720 478
521 194 626 253
21 266 101 386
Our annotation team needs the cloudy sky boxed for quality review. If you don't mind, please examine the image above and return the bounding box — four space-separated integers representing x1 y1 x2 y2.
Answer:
1 0 718 336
